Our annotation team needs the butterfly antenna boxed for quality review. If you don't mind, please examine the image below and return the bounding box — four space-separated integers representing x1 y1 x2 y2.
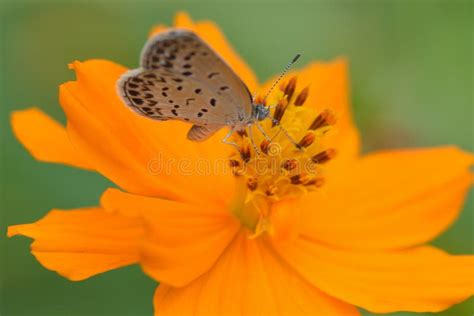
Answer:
261 53 301 102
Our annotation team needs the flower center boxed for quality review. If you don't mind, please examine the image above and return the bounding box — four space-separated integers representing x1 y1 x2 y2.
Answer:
229 76 337 236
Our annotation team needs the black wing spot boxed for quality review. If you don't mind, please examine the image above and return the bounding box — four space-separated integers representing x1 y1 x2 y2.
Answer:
148 101 158 106
186 98 195 105
132 98 144 105
161 61 173 68
210 98 217 106
194 88 202 94
162 92 168 97
174 105 180 108
171 109 178 116
128 83 138 88
197 112 203 117
145 80 155 86
169 100 174 103
144 73 156 79
184 52 195 61
177 86 183 91
183 64 192 69
128 90 139 96
182 71 192 76
201 108 208 112
208 72 219 79
173 78 183 83
144 93 153 99
220 86 229 91
162 87 169 91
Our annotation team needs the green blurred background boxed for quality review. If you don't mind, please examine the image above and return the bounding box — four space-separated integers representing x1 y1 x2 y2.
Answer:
1 0 472 315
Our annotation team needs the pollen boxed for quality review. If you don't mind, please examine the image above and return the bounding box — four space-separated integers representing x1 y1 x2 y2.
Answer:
229 76 338 235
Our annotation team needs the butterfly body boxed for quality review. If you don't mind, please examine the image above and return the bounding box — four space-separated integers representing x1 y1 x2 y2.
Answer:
118 29 259 141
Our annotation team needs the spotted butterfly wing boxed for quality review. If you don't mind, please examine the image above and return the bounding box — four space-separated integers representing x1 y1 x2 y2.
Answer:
117 29 253 141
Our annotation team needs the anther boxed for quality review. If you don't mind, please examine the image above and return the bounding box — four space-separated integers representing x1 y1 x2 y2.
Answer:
282 159 298 171
290 173 310 185
247 178 258 191
294 86 309 106
305 177 325 187
272 98 288 127
311 149 336 164
297 133 315 148
285 76 297 102
240 145 251 163
254 95 267 105
237 129 248 138
260 139 270 154
309 109 337 130
229 159 240 168
265 185 277 196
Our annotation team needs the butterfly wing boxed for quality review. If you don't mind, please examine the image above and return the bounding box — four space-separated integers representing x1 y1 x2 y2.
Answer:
117 29 253 129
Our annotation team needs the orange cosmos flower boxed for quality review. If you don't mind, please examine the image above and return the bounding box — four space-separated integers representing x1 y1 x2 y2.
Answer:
8 12 474 315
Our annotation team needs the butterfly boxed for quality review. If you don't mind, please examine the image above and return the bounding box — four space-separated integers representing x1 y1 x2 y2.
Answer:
117 29 300 151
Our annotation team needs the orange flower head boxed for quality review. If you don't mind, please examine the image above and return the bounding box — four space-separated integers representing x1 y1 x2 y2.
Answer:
7 11 474 316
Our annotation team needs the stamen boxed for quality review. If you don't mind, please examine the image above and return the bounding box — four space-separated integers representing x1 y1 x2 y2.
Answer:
312 149 336 164
282 159 298 171
290 173 310 185
294 86 309 106
247 177 258 191
240 145 251 163
297 132 315 148
309 109 337 130
228 74 339 236
229 159 240 168
237 129 248 138
260 139 270 155
272 98 288 127
266 185 277 196
285 76 297 102
305 177 325 187
254 95 267 105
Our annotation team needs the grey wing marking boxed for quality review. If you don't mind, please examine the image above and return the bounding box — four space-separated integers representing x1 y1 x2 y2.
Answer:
140 29 253 122
117 29 253 127
117 68 169 121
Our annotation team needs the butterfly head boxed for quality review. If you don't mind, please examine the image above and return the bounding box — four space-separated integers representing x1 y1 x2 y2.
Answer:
252 103 270 121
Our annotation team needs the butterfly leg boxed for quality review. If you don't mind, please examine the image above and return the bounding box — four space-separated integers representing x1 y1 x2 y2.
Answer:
255 122 271 142
270 118 302 150
247 124 260 156
222 127 240 150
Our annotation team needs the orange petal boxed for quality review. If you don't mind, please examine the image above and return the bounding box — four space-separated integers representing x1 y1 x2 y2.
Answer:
61 59 237 206
100 188 241 287
149 12 259 92
11 108 91 170
153 231 360 316
8 207 143 281
294 146 473 250
261 58 360 169
273 237 474 313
